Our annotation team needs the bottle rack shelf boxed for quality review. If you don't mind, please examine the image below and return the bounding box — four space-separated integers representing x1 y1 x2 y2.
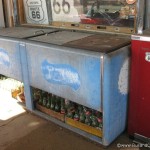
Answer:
36 103 65 122
33 87 103 138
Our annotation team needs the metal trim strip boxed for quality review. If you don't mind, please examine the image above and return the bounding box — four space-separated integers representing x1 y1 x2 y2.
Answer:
132 35 150 41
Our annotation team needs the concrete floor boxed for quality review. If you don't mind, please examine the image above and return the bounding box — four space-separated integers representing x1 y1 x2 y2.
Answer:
0 89 147 150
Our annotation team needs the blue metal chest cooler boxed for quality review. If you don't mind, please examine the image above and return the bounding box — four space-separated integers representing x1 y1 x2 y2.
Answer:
24 32 130 146
0 27 130 146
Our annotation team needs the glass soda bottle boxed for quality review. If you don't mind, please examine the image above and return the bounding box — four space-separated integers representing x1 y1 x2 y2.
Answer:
46 93 51 109
50 94 55 110
55 96 61 112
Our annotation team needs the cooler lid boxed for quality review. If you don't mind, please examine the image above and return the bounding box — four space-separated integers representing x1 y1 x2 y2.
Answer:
29 30 93 45
63 34 130 53
0 27 57 39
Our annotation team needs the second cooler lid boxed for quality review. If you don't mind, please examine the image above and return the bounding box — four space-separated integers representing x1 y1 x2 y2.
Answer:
63 34 131 53
0 27 57 39
29 30 93 45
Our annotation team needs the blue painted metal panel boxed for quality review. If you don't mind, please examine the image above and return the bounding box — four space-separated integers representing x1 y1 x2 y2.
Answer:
19 42 33 111
0 38 22 81
41 60 81 90
103 46 130 146
25 42 101 111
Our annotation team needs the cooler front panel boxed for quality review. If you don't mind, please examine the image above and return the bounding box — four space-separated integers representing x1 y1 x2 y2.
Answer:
25 42 102 111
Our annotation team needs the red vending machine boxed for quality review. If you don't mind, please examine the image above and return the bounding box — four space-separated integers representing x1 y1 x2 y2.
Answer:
128 31 150 143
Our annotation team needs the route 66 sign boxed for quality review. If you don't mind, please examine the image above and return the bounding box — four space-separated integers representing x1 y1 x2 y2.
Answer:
145 52 150 62
51 0 80 22
23 0 49 24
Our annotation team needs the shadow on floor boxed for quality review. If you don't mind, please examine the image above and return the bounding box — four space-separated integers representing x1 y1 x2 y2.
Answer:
0 89 148 150
4 114 134 150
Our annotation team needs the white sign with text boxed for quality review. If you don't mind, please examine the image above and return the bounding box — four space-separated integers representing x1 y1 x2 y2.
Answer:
51 0 80 22
23 0 49 24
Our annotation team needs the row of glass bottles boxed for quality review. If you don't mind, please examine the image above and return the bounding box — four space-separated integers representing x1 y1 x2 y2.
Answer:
65 100 102 129
33 88 65 114
32 87 102 129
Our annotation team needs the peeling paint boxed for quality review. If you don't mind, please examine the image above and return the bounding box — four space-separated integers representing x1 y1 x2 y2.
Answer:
118 58 129 95
0 48 10 67
41 60 80 90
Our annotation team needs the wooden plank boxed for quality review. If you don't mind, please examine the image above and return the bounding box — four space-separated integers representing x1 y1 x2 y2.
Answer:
65 117 103 138
3 0 14 27
17 0 25 24
10 0 14 26
52 21 134 34
0 0 5 27
36 103 65 122
7 0 14 27
107 26 135 34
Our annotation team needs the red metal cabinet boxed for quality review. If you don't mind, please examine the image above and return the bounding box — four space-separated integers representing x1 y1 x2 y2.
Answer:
128 34 150 141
